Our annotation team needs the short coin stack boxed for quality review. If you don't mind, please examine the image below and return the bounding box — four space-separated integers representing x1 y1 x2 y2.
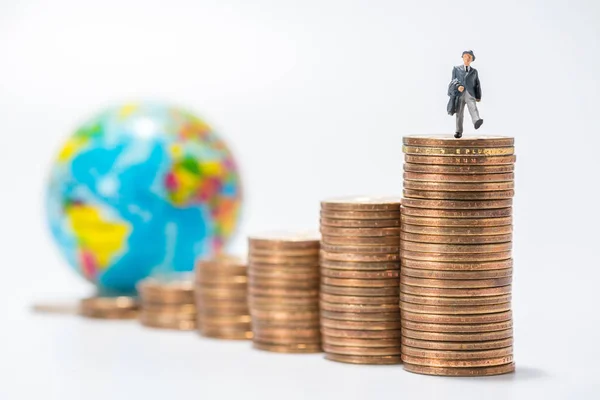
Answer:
320 197 403 365
195 256 252 340
79 296 139 319
401 135 516 376
138 274 197 330
248 233 322 353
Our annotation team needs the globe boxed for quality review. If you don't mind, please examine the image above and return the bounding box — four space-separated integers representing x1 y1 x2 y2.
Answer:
46 103 243 294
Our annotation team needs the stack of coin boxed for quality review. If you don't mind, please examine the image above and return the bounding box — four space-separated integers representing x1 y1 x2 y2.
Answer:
320 197 403 365
401 135 515 376
248 232 322 353
79 296 139 319
195 256 252 340
137 274 196 330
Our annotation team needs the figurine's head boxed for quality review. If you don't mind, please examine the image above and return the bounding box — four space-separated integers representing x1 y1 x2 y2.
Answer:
462 50 476 66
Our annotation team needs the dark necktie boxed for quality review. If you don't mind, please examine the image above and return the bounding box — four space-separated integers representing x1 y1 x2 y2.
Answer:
466 66 469 73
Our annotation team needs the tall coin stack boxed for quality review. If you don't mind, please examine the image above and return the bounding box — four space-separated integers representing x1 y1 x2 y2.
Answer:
138 274 197 330
320 197 403 365
400 135 516 376
248 233 322 353
195 256 253 340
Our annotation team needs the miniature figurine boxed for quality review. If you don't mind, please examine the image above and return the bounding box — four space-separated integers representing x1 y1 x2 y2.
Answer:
447 50 483 139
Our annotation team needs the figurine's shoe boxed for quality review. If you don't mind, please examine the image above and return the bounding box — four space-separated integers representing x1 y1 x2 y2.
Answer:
475 119 484 129
454 132 462 139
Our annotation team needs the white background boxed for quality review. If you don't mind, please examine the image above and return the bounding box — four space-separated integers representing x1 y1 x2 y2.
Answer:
1 0 599 399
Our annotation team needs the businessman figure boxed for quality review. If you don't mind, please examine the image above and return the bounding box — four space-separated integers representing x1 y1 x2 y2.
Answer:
451 50 483 138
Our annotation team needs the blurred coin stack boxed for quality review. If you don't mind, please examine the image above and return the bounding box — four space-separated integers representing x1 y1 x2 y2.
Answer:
320 197 403 365
138 274 197 330
248 233 322 353
400 135 516 376
195 256 252 340
79 296 139 319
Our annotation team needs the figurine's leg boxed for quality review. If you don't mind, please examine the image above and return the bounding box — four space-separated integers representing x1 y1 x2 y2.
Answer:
465 92 481 124
455 96 466 133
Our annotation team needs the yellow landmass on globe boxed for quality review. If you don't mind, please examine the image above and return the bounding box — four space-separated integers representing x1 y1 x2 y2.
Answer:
66 205 130 269
57 137 90 163
170 166 200 206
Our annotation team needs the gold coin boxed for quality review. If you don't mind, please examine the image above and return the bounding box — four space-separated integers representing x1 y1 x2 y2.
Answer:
400 232 512 245
401 198 513 210
320 217 400 228
196 275 248 285
320 196 402 211
401 241 512 254
321 235 400 246
402 345 513 360
251 319 320 329
402 145 514 157
400 301 511 315
402 336 513 351
404 162 514 175
402 135 514 148
405 154 516 165
250 309 320 322
401 224 512 236
139 313 197 330
320 259 400 271
320 226 401 237
142 303 196 314
195 288 248 300
320 310 401 322
320 210 400 220
321 250 400 262
400 292 511 306
401 267 512 280
321 318 402 330
401 207 512 219
252 341 322 353
199 329 253 340
404 189 515 200
197 314 251 324
321 327 401 339
402 354 514 368
326 353 402 365
403 172 514 183
248 276 320 289
321 284 400 296
402 328 513 342
248 254 319 265
401 214 512 227
248 247 320 257
404 181 515 192
321 243 400 254
401 258 512 271
323 344 401 356
323 334 400 347
403 362 515 376
253 327 321 339
247 263 319 273
400 284 511 297
79 296 139 320
249 296 319 309
322 276 399 288
321 268 399 279
320 301 399 313
248 287 318 298
248 232 320 248
401 275 512 289
401 319 513 333
401 250 512 262
321 293 399 305
249 270 319 281
401 310 512 324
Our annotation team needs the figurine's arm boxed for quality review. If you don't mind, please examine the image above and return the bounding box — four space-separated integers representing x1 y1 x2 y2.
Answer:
475 72 482 101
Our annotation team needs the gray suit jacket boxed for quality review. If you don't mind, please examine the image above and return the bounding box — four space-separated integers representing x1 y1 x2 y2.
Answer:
451 65 482 100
